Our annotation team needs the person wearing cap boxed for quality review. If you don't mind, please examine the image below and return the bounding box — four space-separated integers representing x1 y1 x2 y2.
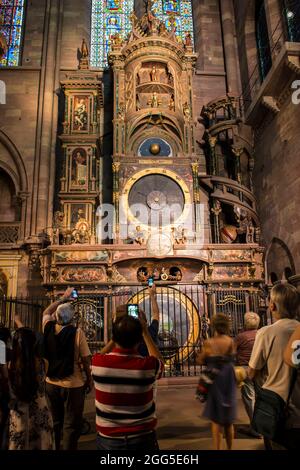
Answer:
235 311 261 437
42 288 92 450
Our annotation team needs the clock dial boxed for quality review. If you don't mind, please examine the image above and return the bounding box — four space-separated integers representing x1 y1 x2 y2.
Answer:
147 233 173 257
128 174 185 227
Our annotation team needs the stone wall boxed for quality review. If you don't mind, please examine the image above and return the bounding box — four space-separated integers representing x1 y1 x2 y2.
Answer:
234 0 300 276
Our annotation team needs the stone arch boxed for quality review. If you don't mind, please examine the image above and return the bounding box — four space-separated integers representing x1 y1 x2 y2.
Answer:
0 269 8 297
0 129 28 193
265 237 296 282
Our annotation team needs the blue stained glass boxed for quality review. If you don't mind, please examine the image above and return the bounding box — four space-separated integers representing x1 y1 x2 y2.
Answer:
91 0 134 68
152 0 194 45
0 1 25 67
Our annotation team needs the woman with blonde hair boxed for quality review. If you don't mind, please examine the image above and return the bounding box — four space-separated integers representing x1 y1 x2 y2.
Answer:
197 314 236 450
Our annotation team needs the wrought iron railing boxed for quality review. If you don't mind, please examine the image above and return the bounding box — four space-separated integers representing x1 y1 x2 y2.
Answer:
0 285 268 377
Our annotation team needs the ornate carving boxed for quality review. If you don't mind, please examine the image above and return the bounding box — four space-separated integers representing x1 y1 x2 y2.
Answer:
261 96 280 114
106 266 126 283
0 224 20 244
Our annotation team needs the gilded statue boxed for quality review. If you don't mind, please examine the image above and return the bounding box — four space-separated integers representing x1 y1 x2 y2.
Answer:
72 216 91 244
148 92 161 108
150 65 158 82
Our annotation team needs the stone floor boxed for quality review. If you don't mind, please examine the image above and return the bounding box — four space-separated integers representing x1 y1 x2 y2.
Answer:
78 382 265 451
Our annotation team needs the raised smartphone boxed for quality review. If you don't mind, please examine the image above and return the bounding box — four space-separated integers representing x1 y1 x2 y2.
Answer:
71 288 79 299
127 304 139 318
147 277 154 287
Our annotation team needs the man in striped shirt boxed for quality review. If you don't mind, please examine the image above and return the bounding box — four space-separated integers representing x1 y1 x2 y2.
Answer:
92 310 164 451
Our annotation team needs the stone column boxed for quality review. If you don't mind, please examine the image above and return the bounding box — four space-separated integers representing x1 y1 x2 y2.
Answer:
220 0 240 94
30 0 62 240
112 162 120 243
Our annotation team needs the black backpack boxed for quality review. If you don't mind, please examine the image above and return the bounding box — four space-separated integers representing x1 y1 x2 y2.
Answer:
44 321 77 380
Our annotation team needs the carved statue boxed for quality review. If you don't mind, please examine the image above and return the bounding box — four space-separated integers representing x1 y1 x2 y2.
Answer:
158 22 168 36
150 65 158 82
79 38 89 69
72 218 91 244
166 65 174 85
171 226 186 245
81 38 89 58
169 94 175 111
134 226 146 245
148 92 161 108
246 218 255 244
183 102 191 119
111 33 123 46
185 32 193 47
136 93 141 111
129 10 138 27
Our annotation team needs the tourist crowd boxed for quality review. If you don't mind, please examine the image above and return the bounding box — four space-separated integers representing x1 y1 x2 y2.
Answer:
0 282 300 451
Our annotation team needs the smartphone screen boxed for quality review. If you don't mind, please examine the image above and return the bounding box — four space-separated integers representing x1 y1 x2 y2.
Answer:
71 289 78 299
148 277 154 287
127 304 139 318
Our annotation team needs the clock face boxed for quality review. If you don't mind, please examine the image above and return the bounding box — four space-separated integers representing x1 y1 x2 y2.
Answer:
147 233 173 257
128 174 185 227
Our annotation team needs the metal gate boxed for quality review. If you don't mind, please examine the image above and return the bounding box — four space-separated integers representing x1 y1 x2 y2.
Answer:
0 285 268 377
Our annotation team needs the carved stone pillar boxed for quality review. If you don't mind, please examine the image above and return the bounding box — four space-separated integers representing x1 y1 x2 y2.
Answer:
211 200 222 244
112 162 121 242
231 146 243 184
220 0 240 94
207 135 217 175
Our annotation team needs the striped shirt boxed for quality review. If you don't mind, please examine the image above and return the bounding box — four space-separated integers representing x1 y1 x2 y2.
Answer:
92 348 164 437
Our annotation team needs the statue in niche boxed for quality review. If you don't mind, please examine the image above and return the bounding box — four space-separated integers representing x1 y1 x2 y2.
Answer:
148 92 161 108
142 0 158 34
134 226 146 245
136 94 141 111
183 102 191 119
169 94 175 111
81 38 89 58
71 148 87 186
158 23 168 36
171 226 186 245
184 32 192 47
74 97 88 131
166 65 174 86
246 218 255 244
118 103 125 121
150 65 158 82
72 218 91 244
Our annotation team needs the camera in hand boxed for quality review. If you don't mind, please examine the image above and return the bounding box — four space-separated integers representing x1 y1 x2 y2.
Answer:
127 304 139 318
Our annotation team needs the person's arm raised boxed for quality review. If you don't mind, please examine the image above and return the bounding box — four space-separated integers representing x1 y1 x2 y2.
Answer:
42 287 74 320
148 284 159 323
139 310 164 363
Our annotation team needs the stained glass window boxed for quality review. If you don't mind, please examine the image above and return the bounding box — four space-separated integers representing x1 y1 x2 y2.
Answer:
0 0 25 67
91 0 134 68
282 0 300 42
152 1 194 46
255 0 272 81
